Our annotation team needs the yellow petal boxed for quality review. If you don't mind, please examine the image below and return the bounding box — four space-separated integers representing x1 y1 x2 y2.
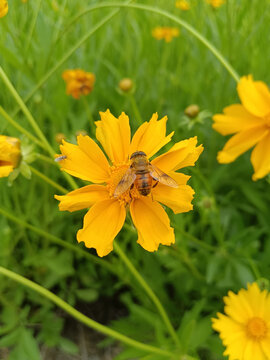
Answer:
169 171 191 185
237 75 270 117
213 104 265 135
0 165 13 178
96 110 131 164
77 199 126 257
243 340 266 360
251 132 270 180
152 181 194 214
0 0 8 18
130 197 175 252
151 136 203 172
59 135 110 183
54 185 109 212
129 113 174 159
217 126 268 164
261 337 270 359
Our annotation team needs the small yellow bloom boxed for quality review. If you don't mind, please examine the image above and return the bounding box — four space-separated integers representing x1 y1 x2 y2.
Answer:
152 27 180 43
0 136 21 178
0 0 8 18
62 69 95 99
55 110 203 257
175 0 190 11
213 75 270 180
212 283 270 360
206 0 225 8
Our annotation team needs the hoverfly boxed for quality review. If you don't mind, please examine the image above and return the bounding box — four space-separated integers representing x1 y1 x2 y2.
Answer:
55 155 67 162
114 151 178 197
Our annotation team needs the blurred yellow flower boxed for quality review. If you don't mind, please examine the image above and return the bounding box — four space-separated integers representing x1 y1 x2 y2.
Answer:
213 75 270 181
152 27 180 42
175 0 190 10
55 110 203 257
206 0 225 8
0 136 21 178
212 283 270 360
62 69 95 99
0 0 8 18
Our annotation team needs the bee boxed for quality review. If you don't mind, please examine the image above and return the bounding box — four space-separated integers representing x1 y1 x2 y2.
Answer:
114 151 178 197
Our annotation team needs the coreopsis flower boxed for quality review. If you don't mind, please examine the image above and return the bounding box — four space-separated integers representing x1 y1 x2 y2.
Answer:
213 75 270 180
55 110 203 257
0 136 21 178
152 27 180 43
206 0 225 8
0 0 8 18
62 69 95 99
212 283 270 360
175 0 190 10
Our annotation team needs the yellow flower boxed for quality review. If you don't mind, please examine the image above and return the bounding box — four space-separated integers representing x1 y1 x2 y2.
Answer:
0 0 8 18
62 69 95 99
55 110 203 257
152 27 180 43
175 0 190 11
212 283 270 360
213 75 270 181
206 0 225 8
0 136 21 178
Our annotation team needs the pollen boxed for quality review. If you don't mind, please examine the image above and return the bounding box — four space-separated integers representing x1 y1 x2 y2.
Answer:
246 317 268 340
107 164 141 205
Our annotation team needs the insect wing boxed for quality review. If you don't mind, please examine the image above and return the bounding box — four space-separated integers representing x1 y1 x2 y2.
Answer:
114 168 136 197
55 155 67 162
149 164 178 188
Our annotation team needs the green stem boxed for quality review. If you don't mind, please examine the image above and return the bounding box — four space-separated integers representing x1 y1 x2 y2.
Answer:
0 106 44 149
25 0 42 53
29 165 68 194
82 97 96 136
0 66 55 158
173 225 216 252
62 2 240 83
0 207 118 276
17 2 132 111
0 266 174 358
36 153 58 166
114 242 180 347
0 69 78 191
129 94 143 126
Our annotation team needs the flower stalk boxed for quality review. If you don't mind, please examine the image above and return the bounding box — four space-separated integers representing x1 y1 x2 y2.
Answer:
114 242 181 347
0 266 175 358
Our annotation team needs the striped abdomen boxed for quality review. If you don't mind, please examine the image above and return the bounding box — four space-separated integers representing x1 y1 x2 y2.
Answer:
135 171 153 196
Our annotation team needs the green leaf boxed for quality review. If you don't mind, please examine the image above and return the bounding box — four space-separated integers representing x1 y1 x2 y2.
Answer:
59 337 79 355
75 288 99 302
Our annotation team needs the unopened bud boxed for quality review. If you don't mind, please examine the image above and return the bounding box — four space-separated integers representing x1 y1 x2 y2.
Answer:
55 133 66 144
76 130 87 137
184 104 200 118
119 78 133 93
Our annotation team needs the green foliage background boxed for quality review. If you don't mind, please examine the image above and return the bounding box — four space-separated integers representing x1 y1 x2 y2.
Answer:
0 0 270 359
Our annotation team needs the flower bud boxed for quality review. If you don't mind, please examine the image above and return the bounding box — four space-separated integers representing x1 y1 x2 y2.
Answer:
55 133 66 144
184 104 200 118
119 78 134 93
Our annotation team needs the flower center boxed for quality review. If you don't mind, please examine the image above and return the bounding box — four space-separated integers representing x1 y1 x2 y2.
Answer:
246 317 268 340
107 164 142 205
